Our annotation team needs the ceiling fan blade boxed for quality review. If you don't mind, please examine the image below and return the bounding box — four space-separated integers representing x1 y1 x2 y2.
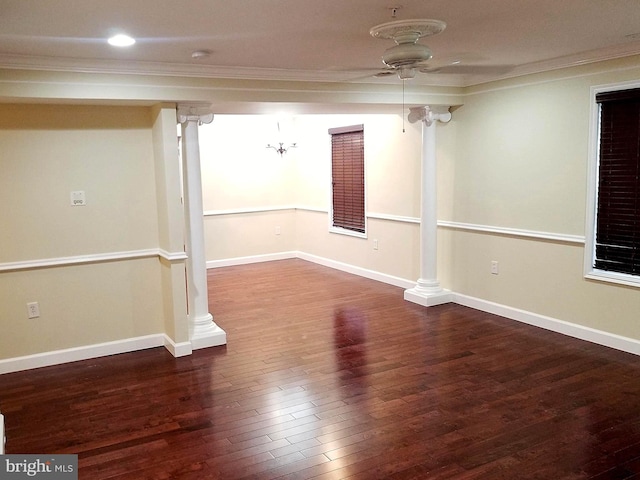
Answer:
419 64 515 75
374 70 397 77
345 71 393 82
340 66 398 82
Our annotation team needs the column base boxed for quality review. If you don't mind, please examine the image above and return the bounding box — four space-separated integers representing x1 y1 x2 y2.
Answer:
190 313 227 350
404 286 453 307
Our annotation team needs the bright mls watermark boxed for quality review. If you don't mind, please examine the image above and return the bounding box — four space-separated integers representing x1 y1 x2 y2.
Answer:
0 455 77 479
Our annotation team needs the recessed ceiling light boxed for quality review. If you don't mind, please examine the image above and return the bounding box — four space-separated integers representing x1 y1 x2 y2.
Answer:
108 34 136 47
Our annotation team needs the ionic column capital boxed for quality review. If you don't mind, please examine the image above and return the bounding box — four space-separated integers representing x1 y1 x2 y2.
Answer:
408 105 452 126
177 103 214 125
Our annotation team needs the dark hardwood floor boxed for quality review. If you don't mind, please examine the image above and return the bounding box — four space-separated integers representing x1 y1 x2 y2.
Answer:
3 259 640 479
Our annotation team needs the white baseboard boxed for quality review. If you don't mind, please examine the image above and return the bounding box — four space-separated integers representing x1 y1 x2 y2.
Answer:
207 251 415 289
453 293 640 356
163 337 193 357
207 252 297 269
293 252 416 289
0 334 188 374
207 249 434 292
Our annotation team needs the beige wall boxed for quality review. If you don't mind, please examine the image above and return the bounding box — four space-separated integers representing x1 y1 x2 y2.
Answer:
0 104 166 359
204 211 296 261
0 105 159 260
450 75 590 234
0 260 162 358
448 56 640 339
293 114 424 216
200 115 297 211
200 56 640 346
2 54 640 363
199 113 426 282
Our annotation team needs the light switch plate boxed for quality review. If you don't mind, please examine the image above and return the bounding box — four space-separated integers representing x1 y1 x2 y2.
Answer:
70 191 86 206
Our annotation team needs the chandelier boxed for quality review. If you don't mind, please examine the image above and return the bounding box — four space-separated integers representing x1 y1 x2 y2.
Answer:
266 121 297 156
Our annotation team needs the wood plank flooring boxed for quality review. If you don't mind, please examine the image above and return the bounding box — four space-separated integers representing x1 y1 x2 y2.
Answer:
3 259 640 479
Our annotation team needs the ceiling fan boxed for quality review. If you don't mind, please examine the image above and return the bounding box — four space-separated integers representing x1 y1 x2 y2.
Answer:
367 19 513 80
369 19 446 79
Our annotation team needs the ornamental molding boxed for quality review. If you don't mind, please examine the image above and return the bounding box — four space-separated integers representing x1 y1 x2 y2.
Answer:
177 103 214 125
407 105 452 126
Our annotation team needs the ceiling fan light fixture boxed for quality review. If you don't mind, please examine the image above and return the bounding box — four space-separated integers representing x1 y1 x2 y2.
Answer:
398 66 416 79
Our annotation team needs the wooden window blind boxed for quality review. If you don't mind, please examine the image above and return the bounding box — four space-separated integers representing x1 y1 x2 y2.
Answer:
594 87 640 275
329 124 365 234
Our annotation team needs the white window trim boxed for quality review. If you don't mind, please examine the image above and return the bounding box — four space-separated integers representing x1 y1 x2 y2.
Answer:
328 224 368 239
584 80 640 288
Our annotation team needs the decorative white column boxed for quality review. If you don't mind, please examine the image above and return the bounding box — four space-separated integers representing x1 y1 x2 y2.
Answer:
404 105 454 307
178 104 227 349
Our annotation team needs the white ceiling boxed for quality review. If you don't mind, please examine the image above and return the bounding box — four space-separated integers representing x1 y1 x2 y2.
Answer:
1 0 640 87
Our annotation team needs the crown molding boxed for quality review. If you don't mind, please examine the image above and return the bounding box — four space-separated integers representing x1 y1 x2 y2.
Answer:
0 53 428 83
0 53 463 88
466 42 640 87
0 41 639 90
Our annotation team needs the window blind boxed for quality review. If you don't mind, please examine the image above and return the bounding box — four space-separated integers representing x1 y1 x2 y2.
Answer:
329 125 365 233
594 88 640 275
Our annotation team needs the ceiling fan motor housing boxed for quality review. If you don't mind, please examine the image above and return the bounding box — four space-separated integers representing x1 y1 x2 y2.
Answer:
371 19 446 69
383 43 432 67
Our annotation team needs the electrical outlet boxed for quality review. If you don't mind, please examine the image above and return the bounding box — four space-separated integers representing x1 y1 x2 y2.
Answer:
373 239 379 250
27 302 40 319
491 261 499 275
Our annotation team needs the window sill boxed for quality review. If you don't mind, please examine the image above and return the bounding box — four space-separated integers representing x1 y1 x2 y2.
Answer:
329 226 367 239
585 269 640 289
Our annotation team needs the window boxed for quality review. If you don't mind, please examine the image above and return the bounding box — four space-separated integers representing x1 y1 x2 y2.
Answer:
586 85 640 285
329 124 366 235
